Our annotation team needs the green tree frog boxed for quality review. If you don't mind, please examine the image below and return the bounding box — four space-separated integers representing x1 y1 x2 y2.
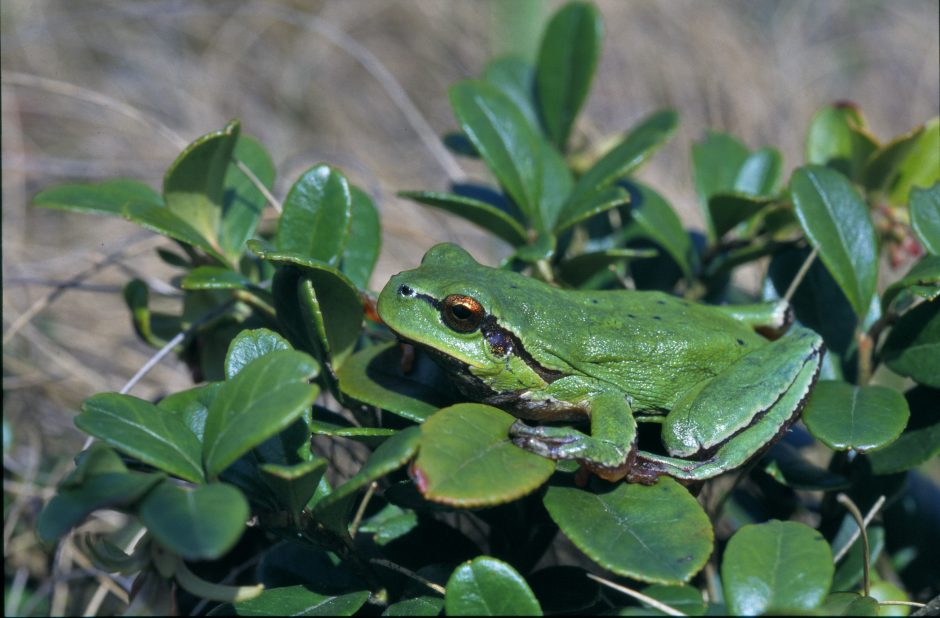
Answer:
377 243 824 483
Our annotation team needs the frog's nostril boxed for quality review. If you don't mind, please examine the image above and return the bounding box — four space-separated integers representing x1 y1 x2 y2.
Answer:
398 285 415 297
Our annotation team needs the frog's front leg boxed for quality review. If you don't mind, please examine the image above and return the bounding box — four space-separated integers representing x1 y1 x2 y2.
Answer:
510 383 637 482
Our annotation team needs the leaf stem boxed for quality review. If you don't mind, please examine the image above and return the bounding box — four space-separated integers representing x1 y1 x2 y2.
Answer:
349 481 378 538
783 245 819 304
370 558 445 596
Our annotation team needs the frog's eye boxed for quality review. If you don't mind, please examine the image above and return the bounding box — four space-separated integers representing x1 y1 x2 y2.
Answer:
441 294 484 333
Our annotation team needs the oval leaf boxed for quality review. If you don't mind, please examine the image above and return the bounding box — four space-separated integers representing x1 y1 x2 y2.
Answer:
220 135 276 260
203 350 320 479
790 165 878 317
536 1 602 151
445 556 542 616
224 328 293 379
868 386 940 474
121 200 228 264
399 191 527 247
882 299 940 387
692 130 750 239
413 404 554 507
139 481 248 561
33 179 163 216
449 80 542 221
543 477 713 584
625 180 695 279
803 381 910 452
216 586 370 617
181 266 250 291
721 520 833 615
806 104 878 181
276 164 352 266
483 56 540 133
910 182 940 255
76 393 205 484
889 116 939 207
340 186 381 289
882 255 940 310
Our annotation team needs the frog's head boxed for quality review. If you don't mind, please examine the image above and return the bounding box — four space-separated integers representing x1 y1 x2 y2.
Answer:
377 243 520 371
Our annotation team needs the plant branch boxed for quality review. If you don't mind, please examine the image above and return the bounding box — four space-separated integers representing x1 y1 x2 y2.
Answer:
586 573 685 616
233 157 282 214
836 493 873 597
783 245 819 304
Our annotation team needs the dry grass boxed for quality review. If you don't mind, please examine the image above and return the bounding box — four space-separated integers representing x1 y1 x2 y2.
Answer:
2 0 937 614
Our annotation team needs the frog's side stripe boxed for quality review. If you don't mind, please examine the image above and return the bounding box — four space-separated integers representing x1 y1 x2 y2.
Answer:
409 291 565 385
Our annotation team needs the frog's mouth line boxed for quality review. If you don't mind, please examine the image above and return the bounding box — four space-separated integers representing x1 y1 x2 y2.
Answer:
403 290 564 385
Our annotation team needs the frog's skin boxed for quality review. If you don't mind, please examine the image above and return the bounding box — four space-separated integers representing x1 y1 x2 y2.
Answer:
377 243 824 483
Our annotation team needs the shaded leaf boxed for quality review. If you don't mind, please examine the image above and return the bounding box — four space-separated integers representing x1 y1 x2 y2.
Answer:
536 1 602 151
544 477 713 584
157 383 221 442
806 104 878 181
76 393 205 484
708 193 774 238
909 182 940 256
537 140 574 231
122 200 228 264
762 442 850 491
216 586 370 617
832 526 884 592
383 596 444 616
862 126 925 195
692 130 750 238
868 386 940 474
358 503 418 546
889 116 940 207
803 381 909 452
413 404 554 507
554 185 629 233
722 520 833 615
623 180 695 279
641 584 706 616
558 247 657 288
790 165 878 317
276 164 352 266
139 480 248 561
445 556 542 616
260 459 328 518
341 187 381 289
400 191 527 246
882 255 940 310
220 135 275 260
882 299 940 387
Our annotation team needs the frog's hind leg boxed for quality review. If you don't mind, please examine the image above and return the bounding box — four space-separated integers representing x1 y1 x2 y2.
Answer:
711 300 792 339
511 390 637 482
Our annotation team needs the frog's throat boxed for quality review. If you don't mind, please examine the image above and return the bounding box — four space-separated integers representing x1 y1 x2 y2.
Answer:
404 290 565 385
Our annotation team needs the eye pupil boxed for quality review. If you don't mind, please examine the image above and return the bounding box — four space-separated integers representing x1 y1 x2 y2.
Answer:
398 285 414 297
451 304 472 320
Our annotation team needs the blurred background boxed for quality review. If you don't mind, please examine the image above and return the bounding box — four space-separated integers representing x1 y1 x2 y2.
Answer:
3 1 938 614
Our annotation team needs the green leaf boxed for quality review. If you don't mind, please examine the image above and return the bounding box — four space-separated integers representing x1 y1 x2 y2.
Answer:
833 526 884 592
164 120 240 246
882 255 940 310
224 328 293 379
358 503 418 546
181 266 250 291
310 409 397 447
909 182 940 255
157 383 221 442
868 386 940 474
625 180 695 279
536 1 602 151
383 596 444 616
60 443 128 488
692 130 750 238
312 426 420 536
882 299 940 387
276 164 352 266
220 135 275 260
38 472 163 542
203 350 320 479
888 116 940 207
216 586 370 617
123 279 165 347
544 477 713 584
762 442 850 491
567 109 679 209
445 556 542 616
708 194 774 238
483 56 540 133
33 179 163 216
121 200 228 264
413 404 554 507
337 342 457 423
820 593 880 616
537 140 574 231
806 104 878 181
558 247 658 288
138 481 248 561
734 147 782 196
641 584 706 616
449 80 542 221
790 165 878 318
554 185 629 233
862 126 925 195
259 459 328 518
76 393 205 484
399 191 527 247
341 187 381 289
721 520 833 615
803 381 909 452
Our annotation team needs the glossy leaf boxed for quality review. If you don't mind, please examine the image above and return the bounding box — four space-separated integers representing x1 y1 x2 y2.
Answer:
181 266 250 291
803 381 909 452
216 586 370 617
33 179 163 216
340 186 381 289
203 350 320 479
806 104 878 181
157 383 221 442
413 404 554 507
484 56 540 133
76 393 205 484
692 130 750 238
224 328 293 379
625 180 695 279
336 342 457 423
882 255 940 310
909 183 940 255
544 477 713 584
537 140 574 231
449 80 542 220
790 165 878 317
567 109 678 208
868 386 940 474
862 126 925 195
399 191 527 246
38 472 163 542
138 480 249 561
164 120 240 245
734 147 782 196
445 556 542 616
882 299 940 387
536 1 601 150
889 116 940 207
276 164 352 266
554 185 629 233
124 203 226 266
220 135 275 260
309 409 397 446
721 520 833 615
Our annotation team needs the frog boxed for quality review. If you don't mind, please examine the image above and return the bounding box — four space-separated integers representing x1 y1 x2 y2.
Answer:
376 243 824 484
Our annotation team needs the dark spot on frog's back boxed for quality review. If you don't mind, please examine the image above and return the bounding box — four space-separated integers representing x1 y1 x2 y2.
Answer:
737 338 745 346
627 313 636 319
591 299 599 304
653 315 661 320
656 300 666 305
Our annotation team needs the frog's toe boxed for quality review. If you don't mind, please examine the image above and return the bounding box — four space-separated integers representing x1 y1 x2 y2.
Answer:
512 435 556 458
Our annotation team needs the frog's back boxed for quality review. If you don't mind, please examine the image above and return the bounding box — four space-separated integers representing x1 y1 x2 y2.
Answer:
517 287 767 411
